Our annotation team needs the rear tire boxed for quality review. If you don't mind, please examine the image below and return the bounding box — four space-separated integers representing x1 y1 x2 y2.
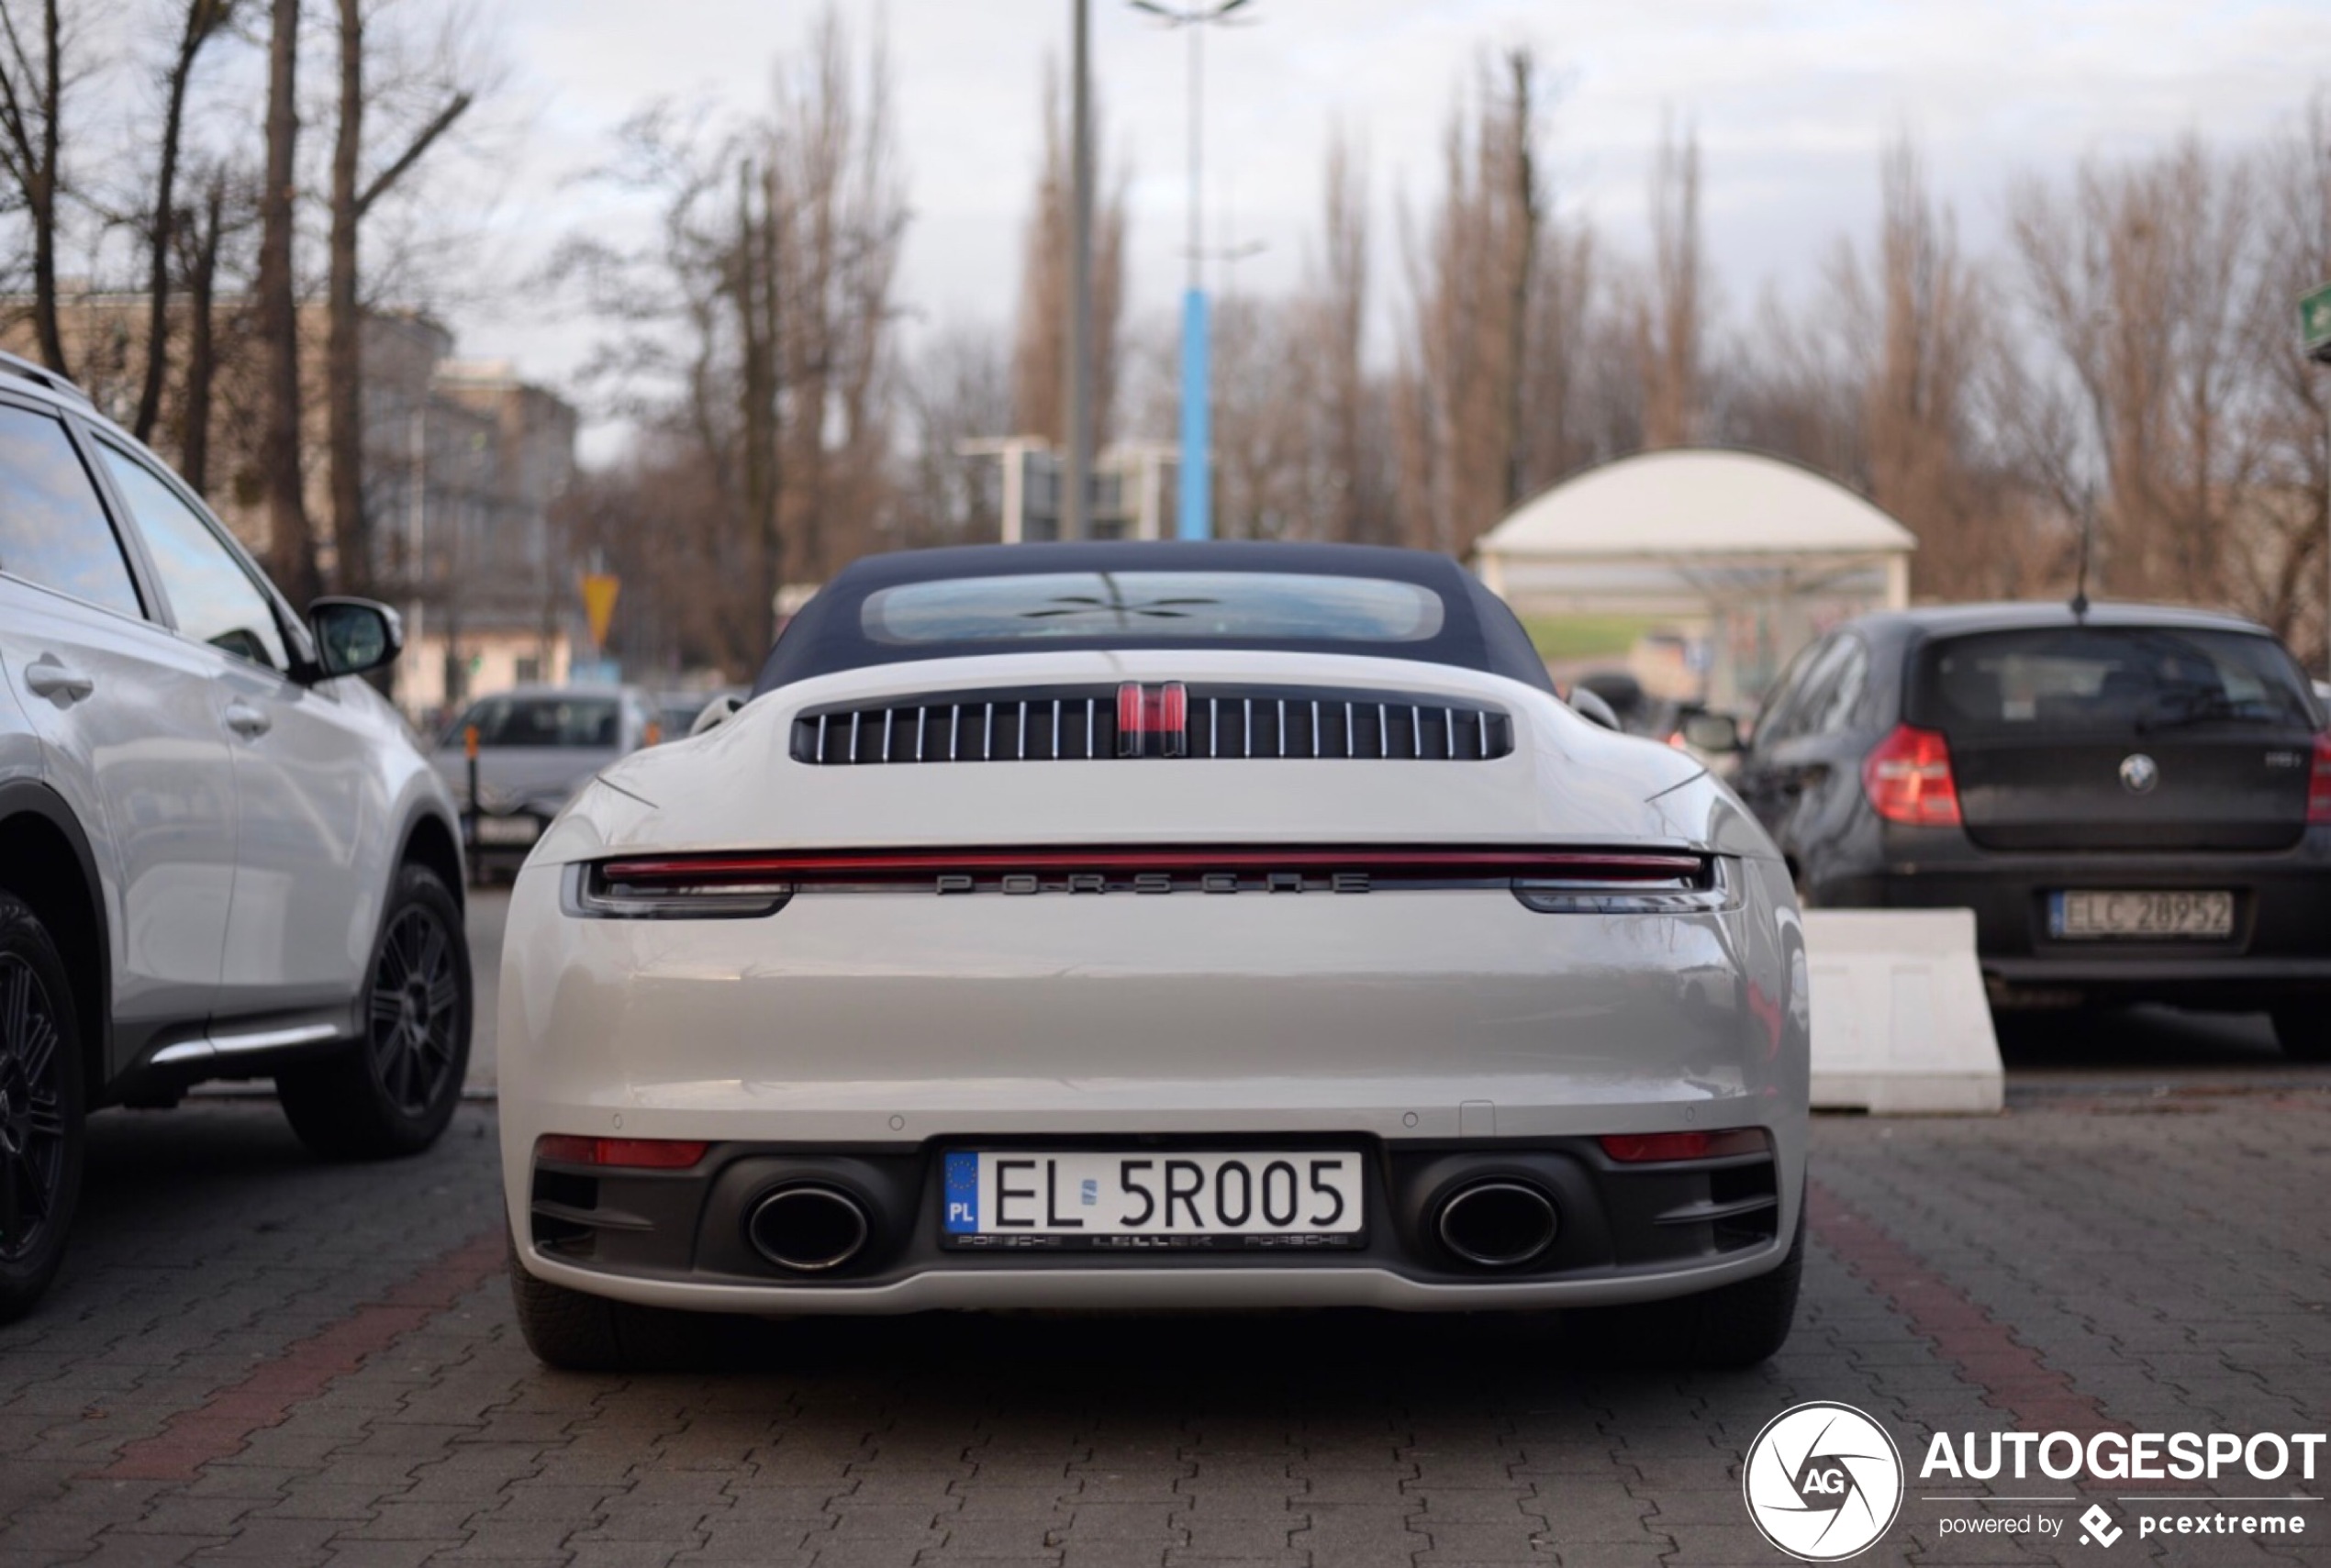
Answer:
507 1236 712 1372
277 865 471 1160
2270 1006 2331 1063
1576 1209 1804 1369
0 892 85 1322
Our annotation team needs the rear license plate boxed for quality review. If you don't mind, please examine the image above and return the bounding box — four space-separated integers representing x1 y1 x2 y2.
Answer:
942 1151 1364 1249
2048 889 2234 940
473 814 541 846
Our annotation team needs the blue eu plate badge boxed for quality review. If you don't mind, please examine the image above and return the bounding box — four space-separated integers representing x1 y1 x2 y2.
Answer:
943 1151 979 1234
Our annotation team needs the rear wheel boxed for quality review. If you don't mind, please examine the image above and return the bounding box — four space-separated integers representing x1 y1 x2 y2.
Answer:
2270 1006 2331 1063
277 865 471 1160
1575 1210 1803 1369
507 1235 713 1372
0 892 84 1322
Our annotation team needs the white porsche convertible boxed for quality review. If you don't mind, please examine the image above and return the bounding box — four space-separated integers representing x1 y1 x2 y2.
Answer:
497 543 1809 1369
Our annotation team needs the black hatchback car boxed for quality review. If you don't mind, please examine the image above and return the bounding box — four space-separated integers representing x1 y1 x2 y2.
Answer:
1709 603 2331 1056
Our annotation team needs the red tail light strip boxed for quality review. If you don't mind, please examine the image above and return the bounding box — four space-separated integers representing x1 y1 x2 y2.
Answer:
597 846 1707 886
2309 732 2331 827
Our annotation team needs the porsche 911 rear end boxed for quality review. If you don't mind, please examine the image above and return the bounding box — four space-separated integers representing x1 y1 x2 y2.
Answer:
496 546 1809 1370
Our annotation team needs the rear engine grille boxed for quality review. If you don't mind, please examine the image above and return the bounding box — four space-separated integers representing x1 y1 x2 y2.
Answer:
792 684 1513 764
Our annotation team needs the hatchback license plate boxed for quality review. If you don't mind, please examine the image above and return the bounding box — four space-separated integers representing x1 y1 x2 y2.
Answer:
473 814 541 846
2049 889 2234 940
942 1151 1364 1244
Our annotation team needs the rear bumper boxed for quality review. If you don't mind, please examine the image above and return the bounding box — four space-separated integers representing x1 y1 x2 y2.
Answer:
1816 828 2331 1000
513 1134 1796 1316
494 854 1809 1313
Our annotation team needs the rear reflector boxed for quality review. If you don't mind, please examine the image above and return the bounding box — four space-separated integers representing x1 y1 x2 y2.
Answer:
1863 723 1962 827
1598 1129 1770 1163
535 1135 708 1169
2311 733 2331 827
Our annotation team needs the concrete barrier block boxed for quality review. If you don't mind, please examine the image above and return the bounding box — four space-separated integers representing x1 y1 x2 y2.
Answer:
1804 907 2003 1115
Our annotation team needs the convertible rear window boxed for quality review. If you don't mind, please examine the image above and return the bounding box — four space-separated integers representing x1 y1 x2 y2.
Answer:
860 572 1446 647
446 695 620 750
1910 627 2319 737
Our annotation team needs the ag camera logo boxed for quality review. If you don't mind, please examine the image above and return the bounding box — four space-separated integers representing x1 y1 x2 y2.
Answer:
1743 1401 1905 1561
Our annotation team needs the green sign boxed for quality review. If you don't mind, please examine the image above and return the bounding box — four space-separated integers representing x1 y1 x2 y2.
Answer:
2305 282 2331 363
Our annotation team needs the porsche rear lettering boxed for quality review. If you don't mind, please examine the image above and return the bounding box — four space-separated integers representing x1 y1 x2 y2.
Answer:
932 871 1371 895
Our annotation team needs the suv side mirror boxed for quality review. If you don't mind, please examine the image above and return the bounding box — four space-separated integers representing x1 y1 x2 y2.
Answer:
307 597 403 680
1680 711 1743 753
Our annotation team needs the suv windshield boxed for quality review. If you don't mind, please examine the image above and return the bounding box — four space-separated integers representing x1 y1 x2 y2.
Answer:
1911 627 2320 737
860 572 1446 646
446 695 620 750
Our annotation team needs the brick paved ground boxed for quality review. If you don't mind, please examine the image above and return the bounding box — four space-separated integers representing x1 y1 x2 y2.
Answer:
4 1058 2327 1565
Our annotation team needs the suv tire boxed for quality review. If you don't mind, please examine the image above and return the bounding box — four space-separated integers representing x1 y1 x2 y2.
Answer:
0 891 85 1321
277 865 471 1160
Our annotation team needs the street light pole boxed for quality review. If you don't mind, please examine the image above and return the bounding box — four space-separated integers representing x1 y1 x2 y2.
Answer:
1133 0 1252 542
1062 0 1095 542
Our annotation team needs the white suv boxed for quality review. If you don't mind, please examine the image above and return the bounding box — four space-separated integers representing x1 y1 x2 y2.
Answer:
0 353 471 1318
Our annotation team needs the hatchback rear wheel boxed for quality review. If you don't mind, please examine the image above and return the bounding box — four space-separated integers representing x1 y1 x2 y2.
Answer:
278 865 471 1159
2270 1006 2331 1063
0 891 84 1321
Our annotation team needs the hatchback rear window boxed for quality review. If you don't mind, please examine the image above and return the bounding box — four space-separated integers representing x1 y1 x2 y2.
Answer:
860 572 1446 647
1911 627 2319 736
446 696 620 749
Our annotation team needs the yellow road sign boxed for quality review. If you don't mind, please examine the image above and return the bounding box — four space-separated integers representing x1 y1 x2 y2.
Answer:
582 573 620 651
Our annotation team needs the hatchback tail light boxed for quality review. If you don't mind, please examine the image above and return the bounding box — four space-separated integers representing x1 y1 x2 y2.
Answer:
2310 732 2331 827
1863 723 1961 827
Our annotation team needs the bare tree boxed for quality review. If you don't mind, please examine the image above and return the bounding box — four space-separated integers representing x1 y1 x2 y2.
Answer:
1636 118 1704 449
254 0 319 601
132 0 237 442
2238 94 2331 668
1011 59 1126 453
894 319 1011 549
327 0 475 599
1303 124 1387 542
1396 49 1545 556
2011 136 2265 607
552 5 906 673
173 161 255 495
0 0 75 373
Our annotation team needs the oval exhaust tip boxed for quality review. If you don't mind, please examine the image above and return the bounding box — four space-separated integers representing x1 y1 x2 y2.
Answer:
747 1185 871 1272
1436 1180 1557 1268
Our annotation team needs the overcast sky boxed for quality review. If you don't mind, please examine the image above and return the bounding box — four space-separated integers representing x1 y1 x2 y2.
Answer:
458 0 2324 452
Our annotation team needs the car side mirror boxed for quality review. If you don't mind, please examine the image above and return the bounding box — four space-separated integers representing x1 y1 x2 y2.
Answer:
1566 686 1623 731
688 694 744 737
1680 712 1743 753
307 597 403 681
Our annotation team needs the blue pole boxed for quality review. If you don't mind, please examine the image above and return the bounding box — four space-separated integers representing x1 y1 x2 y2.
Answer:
1178 286 1211 539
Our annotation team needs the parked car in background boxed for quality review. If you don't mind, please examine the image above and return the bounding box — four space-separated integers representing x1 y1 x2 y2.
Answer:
0 351 473 1318
1710 603 2331 1056
434 685 654 878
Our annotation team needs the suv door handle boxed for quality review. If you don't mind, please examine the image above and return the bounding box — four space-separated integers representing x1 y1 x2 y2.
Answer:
24 655 95 703
223 699 273 739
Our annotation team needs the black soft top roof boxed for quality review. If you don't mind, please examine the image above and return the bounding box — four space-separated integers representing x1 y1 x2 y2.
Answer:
751 541 1555 695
